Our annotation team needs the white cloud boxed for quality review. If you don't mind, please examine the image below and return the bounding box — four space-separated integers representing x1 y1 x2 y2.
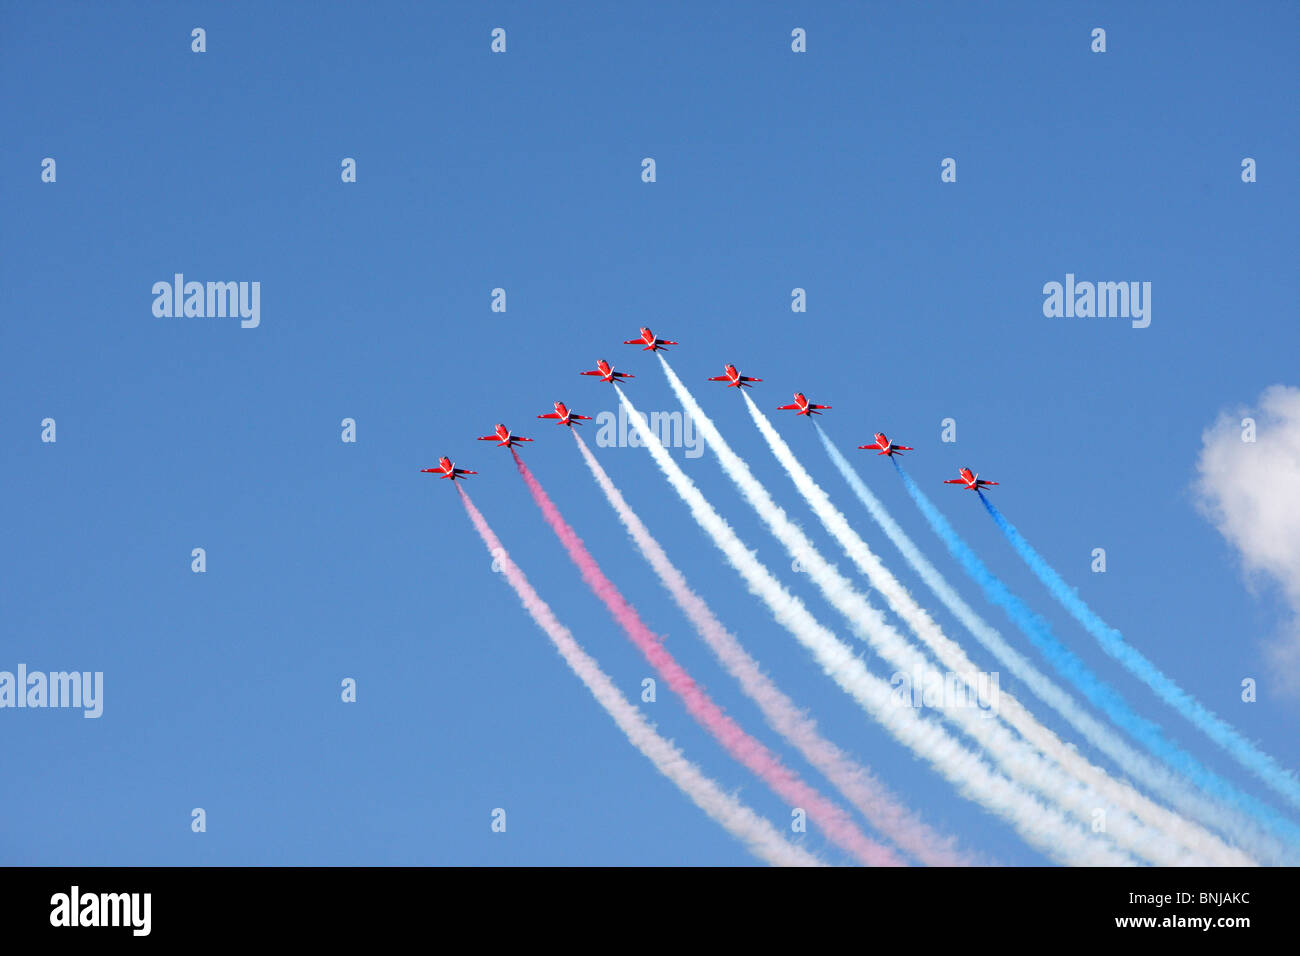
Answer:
1194 385 1300 691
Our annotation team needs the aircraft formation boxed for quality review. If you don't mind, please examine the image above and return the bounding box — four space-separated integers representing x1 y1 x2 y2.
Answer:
434 324 1300 870
423 326 998 491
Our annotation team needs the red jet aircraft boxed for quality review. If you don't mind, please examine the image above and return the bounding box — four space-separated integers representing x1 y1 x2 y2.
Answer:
580 359 634 384
537 401 593 428
422 457 478 480
707 364 763 388
777 392 831 416
477 423 533 448
944 467 998 491
623 327 678 351
859 433 913 457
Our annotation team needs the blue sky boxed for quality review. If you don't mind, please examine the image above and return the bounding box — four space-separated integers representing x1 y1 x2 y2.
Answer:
2 1 1297 865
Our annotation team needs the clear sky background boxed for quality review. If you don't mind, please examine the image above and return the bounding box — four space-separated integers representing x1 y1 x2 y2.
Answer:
2 1 1297 866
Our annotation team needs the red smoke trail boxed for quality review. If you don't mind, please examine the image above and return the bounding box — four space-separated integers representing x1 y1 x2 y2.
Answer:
512 450 902 867
454 486 823 866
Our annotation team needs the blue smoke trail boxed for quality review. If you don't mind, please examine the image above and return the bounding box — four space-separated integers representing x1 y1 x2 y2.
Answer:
894 461 1300 852
815 426 1277 860
981 493 1300 813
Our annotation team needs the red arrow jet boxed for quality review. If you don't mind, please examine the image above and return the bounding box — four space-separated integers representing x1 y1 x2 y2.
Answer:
707 364 763 388
859 433 913 457
477 423 533 448
580 359 634 384
537 401 593 428
623 327 678 351
777 392 831 416
944 467 998 491
422 456 478 480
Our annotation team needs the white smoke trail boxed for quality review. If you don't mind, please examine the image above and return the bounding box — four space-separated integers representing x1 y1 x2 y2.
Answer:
657 359 1202 865
614 385 1133 866
573 430 976 866
738 392 1247 865
457 487 824 867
